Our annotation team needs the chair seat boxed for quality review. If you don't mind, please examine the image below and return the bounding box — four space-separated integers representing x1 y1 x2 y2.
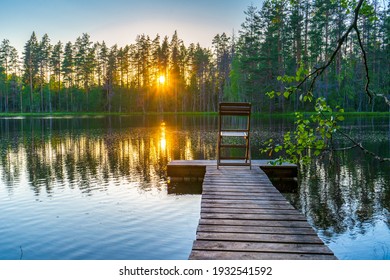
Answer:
220 131 248 137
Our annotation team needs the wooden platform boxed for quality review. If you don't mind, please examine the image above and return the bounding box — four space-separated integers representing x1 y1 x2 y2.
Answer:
167 160 298 193
167 161 337 260
167 160 298 182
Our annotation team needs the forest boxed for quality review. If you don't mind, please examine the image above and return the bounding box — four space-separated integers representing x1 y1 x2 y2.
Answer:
0 0 389 114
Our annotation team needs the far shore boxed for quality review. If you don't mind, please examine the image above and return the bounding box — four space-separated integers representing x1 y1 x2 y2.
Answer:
0 111 389 118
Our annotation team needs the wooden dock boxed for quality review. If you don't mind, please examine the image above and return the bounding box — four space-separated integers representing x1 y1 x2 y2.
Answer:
167 161 337 260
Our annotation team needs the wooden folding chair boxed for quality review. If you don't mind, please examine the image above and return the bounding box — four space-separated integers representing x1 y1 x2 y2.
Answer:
217 102 251 169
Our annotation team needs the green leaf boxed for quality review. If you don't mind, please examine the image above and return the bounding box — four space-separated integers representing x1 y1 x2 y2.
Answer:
337 116 345 121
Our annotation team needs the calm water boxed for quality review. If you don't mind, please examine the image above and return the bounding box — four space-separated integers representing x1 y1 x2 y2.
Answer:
0 115 389 260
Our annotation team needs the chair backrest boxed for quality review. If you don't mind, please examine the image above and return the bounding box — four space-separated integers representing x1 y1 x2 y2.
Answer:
218 102 251 132
219 102 251 116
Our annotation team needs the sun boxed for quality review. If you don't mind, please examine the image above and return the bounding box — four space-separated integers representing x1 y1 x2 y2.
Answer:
158 75 166 84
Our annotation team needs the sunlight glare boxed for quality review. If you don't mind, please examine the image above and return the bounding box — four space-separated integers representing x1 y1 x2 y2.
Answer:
160 122 167 151
158 75 166 84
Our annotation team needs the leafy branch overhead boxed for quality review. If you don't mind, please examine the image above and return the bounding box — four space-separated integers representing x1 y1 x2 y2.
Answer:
269 0 389 106
263 0 390 164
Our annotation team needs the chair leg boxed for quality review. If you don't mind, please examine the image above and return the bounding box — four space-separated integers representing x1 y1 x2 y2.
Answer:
245 137 251 169
244 137 249 162
217 135 221 169
249 142 251 170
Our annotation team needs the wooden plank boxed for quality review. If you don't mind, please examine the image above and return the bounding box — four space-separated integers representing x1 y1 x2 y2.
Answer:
200 199 293 206
202 188 281 194
189 251 337 260
202 195 289 202
202 187 278 192
196 232 324 244
168 159 295 167
202 181 276 185
197 225 318 235
202 189 277 194
200 207 304 216
199 219 313 228
203 183 276 187
201 202 296 210
192 240 335 255
201 191 283 196
201 213 308 221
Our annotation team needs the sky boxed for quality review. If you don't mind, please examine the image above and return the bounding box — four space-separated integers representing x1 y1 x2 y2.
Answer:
0 0 262 53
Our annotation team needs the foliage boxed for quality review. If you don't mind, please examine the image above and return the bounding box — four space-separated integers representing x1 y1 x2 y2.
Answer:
0 0 389 116
260 0 390 164
261 97 345 164
0 31 235 113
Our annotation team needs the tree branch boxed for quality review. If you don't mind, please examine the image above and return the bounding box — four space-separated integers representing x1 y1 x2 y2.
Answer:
353 3 373 101
297 0 386 104
337 129 390 162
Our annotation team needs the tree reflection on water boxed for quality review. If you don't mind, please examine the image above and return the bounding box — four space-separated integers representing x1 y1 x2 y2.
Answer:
0 115 389 259
282 117 390 259
0 116 220 194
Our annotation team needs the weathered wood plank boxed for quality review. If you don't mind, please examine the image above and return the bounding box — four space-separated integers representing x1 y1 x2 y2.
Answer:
192 240 335 255
189 250 337 260
197 225 318 235
201 199 293 206
200 213 308 221
202 187 280 193
200 207 304 215
201 194 286 200
202 186 282 191
201 202 296 210
196 232 324 244
168 159 296 167
199 219 313 228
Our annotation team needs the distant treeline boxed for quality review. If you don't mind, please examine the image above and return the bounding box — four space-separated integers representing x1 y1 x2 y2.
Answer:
0 0 389 113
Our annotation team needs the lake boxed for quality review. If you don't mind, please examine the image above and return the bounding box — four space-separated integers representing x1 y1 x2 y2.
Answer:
0 115 389 260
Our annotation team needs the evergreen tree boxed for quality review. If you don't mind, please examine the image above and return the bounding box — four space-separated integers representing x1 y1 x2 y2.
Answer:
212 32 232 104
105 44 118 112
1 41 20 112
170 31 183 112
62 41 74 111
236 4 263 106
51 41 63 111
23 32 39 112
0 39 14 112
74 33 95 110
38 33 52 112
96 41 108 87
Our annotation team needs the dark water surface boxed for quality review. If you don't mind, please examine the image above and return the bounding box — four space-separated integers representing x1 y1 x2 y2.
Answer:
0 115 389 259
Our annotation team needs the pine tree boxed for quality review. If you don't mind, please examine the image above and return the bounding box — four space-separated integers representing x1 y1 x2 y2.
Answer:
96 41 108 87
38 34 52 112
23 32 39 112
237 4 263 106
74 33 95 110
134 34 152 112
106 45 118 112
0 40 20 112
212 32 232 104
62 41 74 111
170 31 183 112
0 39 13 112
50 41 63 111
